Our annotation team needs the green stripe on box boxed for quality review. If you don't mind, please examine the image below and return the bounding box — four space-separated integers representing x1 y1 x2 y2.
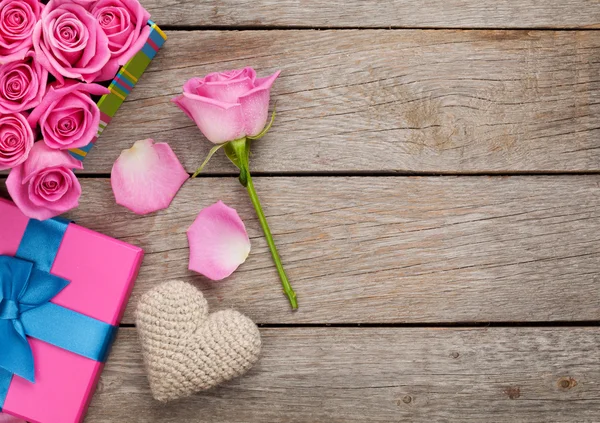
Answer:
125 51 152 76
96 92 123 118
69 21 167 160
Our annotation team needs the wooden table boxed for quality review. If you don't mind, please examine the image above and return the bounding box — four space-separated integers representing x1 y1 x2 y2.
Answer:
2 1 600 421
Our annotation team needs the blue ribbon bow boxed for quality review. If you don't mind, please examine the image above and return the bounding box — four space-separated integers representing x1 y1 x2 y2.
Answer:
0 256 70 382
0 217 117 410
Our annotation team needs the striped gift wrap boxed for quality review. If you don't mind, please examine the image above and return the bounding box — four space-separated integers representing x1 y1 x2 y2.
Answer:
68 20 167 161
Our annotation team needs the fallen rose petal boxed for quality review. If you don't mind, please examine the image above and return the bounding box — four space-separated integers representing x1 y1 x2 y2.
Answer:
187 201 251 280
111 139 189 215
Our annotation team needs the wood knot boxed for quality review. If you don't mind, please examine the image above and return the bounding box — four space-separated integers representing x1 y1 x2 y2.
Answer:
558 377 577 390
397 395 412 406
504 386 520 400
451 352 460 359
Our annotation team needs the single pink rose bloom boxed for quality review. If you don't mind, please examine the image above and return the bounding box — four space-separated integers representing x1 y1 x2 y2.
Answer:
6 141 83 220
0 112 34 170
187 201 251 280
32 0 111 84
92 0 151 81
0 0 43 64
111 139 189 215
172 67 281 144
27 81 110 150
0 50 47 114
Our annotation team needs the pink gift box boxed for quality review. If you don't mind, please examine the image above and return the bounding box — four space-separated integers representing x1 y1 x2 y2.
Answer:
0 198 143 423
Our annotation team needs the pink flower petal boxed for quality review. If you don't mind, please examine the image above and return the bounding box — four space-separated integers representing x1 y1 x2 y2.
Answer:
187 201 251 280
0 413 26 423
172 93 245 144
22 141 83 183
111 139 189 215
239 70 280 136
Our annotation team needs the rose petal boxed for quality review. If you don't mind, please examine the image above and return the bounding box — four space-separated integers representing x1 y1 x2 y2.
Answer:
22 141 83 183
111 139 189 215
172 93 245 144
239 70 280 136
0 112 34 170
187 201 251 280
0 413 26 423
200 77 254 104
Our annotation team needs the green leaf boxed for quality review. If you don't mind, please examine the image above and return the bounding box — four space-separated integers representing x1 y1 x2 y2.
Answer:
191 142 227 178
224 142 241 170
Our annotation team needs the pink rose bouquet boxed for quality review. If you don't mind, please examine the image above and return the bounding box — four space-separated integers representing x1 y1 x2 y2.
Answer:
173 68 299 310
0 0 153 220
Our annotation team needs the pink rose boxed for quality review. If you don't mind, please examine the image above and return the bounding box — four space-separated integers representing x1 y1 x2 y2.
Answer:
0 0 43 64
92 0 151 81
70 0 98 10
172 67 281 144
28 82 109 150
32 0 110 83
0 50 47 113
6 141 83 220
0 112 33 170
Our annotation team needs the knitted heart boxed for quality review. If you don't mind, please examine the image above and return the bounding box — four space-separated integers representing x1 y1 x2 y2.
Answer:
136 280 262 402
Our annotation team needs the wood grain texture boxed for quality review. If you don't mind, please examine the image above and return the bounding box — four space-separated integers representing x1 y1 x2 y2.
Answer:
4 175 591 324
142 0 600 29
85 30 600 174
87 327 600 422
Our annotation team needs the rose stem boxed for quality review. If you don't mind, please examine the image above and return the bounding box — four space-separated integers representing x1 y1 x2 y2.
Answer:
226 137 298 310
245 172 298 310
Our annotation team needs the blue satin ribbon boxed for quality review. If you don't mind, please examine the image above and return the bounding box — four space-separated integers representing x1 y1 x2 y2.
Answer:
0 217 117 409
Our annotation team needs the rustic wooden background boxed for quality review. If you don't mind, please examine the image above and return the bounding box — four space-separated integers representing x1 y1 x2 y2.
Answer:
2 0 600 421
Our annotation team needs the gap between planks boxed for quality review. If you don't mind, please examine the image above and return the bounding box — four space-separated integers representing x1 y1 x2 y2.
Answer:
3 175 599 325
50 175 600 325
140 0 600 29
87 326 600 423
85 29 600 174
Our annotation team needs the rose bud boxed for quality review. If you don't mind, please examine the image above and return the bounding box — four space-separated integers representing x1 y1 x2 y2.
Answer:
172 67 280 144
0 0 43 64
32 0 111 83
6 141 83 220
92 0 151 82
0 50 47 114
27 82 110 150
0 112 34 170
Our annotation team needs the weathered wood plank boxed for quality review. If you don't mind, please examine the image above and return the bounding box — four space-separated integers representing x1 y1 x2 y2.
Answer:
86 30 600 174
142 0 600 29
87 327 600 422
3 175 595 324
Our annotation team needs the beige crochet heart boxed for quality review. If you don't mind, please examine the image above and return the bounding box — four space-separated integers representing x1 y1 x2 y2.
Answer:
136 280 261 402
